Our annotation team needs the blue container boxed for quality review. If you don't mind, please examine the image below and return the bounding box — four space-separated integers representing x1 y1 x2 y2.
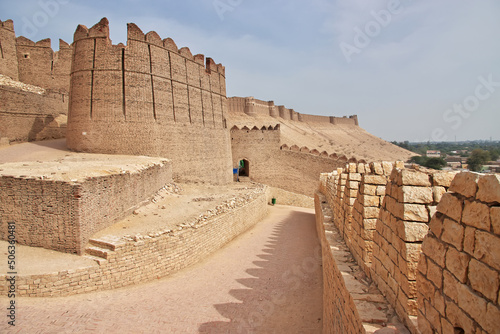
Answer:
233 168 238 174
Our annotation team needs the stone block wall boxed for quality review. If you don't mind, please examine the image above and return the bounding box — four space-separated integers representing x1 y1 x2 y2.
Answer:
318 165 500 334
351 162 393 276
0 157 172 254
417 173 500 333
370 168 455 327
66 18 232 184
316 191 409 334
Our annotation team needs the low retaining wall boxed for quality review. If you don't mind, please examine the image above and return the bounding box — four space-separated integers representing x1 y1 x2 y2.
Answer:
0 186 269 297
0 156 172 254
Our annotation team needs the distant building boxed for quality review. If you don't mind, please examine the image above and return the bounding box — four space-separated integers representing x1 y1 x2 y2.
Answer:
426 150 441 158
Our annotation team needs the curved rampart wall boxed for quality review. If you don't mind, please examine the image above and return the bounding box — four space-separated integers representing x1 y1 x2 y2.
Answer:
0 187 269 297
66 18 232 184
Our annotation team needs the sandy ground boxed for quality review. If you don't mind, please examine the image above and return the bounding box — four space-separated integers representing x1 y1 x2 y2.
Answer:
94 182 263 240
0 206 323 334
0 139 263 276
0 138 70 163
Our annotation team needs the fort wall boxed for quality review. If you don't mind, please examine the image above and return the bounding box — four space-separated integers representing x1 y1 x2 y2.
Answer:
0 84 68 142
418 173 500 334
0 156 172 254
0 19 71 143
228 96 359 126
0 186 268 297
0 19 19 81
66 18 232 184
230 125 347 196
318 166 500 334
16 37 72 92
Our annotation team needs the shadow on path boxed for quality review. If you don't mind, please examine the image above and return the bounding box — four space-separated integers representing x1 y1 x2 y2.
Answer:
199 208 323 333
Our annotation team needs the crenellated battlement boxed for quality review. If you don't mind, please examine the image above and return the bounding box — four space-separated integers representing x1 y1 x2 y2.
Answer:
228 96 359 125
280 144 360 163
0 19 14 31
15 36 72 92
0 18 72 91
0 19 70 144
67 18 232 184
72 18 225 76
230 124 280 131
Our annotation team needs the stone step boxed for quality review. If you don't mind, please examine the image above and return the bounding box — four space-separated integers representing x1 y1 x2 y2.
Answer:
88 238 116 251
85 245 110 260
83 254 108 266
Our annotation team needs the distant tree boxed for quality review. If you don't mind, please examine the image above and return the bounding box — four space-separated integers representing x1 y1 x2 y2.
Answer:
410 156 426 165
409 156 446 170
467 149 491 171
425 157 447 170
489 148 500 161
392 141 410 150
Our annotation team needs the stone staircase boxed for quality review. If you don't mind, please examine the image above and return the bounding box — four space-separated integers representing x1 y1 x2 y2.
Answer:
84 239 116 265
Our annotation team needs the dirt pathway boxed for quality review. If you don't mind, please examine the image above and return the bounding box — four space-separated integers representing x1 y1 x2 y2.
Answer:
0 206 322 334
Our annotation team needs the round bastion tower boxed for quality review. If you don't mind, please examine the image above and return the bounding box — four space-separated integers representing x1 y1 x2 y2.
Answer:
66 18 232 184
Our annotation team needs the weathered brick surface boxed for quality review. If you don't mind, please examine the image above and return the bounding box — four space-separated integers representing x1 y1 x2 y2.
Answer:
0 156 172 254
16 37 72 92
0 186 269 297
0 19 70 143
66 19 232 184
0 20 19 81
230 126 345 197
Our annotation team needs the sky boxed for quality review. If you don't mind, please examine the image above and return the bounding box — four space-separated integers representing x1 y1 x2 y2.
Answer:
1 0 499 142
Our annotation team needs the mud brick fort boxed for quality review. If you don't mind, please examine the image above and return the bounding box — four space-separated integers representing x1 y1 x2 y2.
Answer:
0 17 499 333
